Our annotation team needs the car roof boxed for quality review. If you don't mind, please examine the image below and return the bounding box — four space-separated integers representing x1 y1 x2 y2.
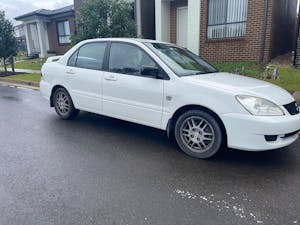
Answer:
80 38 172 45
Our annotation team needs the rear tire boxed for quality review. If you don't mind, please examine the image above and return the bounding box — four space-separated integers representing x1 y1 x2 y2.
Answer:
53 88 79 120
174 110 223 159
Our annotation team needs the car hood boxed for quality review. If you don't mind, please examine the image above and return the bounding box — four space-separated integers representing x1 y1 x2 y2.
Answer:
181 72 294 105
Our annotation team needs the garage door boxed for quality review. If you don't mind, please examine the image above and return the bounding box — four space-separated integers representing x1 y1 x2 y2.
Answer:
176 7 188 48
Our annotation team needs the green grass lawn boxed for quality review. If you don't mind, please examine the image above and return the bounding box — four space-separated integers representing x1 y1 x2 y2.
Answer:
267 67 300 92
211 61 263 78
9 58 46 71
211 61 300 92
6 74 41 83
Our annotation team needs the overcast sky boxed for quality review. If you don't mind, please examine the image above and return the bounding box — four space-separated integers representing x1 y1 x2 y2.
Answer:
0 0 73 24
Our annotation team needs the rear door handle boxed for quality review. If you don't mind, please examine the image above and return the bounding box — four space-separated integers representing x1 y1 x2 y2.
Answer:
66 69 75 75
105 75 117 81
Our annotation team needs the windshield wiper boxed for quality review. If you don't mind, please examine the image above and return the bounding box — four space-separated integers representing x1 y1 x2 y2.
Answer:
189 71 206 75
180 71 216 76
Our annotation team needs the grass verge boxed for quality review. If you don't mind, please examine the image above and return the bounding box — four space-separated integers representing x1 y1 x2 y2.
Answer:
211 61 300 92
7 73 41 82
9 59 46 71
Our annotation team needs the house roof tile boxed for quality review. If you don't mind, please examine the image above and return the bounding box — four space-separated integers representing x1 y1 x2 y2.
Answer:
15 5 74 20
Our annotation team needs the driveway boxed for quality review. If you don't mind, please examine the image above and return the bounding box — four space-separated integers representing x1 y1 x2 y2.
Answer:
0 85 299 225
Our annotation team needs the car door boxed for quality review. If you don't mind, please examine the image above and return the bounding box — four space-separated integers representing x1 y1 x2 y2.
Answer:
65 42 107 113
102 42 165 128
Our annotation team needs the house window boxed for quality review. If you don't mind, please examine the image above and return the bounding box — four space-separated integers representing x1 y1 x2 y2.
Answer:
207 0 248 39
57 21 71 44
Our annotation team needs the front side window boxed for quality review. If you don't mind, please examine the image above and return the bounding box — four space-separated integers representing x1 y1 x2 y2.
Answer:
109 43 157 76
57 21 71 44
207 0 248 39
68 42 107 70
145 42 217 77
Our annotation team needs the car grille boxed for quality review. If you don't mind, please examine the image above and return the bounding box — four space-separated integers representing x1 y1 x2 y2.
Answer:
283 101 299 115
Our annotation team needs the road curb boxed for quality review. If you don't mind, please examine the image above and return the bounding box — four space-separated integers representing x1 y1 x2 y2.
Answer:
0 79 39 90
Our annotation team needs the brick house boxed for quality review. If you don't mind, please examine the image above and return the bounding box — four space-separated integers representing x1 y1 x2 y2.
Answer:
14 0 298 62
155 0 298 62
14 0 151 58
15 5 75 57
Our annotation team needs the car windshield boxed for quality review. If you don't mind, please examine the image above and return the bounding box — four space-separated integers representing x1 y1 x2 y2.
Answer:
144 42 218 77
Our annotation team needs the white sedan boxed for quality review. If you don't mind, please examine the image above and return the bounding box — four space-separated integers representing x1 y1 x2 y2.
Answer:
40 38 300 159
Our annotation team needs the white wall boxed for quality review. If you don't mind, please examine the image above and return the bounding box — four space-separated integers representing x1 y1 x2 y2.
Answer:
155 0 170 42
187 0 201 55
23 18 50 57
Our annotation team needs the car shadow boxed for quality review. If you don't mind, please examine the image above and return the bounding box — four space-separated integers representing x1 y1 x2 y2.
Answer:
52 111 299 171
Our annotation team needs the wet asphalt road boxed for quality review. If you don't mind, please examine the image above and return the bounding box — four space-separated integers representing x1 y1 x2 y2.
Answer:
0 85 299 225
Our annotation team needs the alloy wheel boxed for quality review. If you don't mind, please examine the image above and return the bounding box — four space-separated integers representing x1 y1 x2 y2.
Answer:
55 91 70 115
180 116 215 153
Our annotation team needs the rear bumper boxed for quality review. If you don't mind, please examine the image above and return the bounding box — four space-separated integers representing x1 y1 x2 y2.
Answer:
221 113 300 151
40 80 52 101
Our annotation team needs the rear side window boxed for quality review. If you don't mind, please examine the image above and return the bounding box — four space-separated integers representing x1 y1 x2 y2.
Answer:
68 50 78 67
68 42 107 70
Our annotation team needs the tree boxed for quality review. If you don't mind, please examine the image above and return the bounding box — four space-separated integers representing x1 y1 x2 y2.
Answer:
72 0 136 44
0 10 18 74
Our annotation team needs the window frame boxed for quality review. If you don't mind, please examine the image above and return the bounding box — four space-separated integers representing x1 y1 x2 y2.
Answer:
105 41 169 80
206 0 248 40
56 20 71 45
67 41 109 71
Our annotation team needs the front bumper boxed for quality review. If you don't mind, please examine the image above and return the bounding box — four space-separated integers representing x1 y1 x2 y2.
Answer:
221 113 300 151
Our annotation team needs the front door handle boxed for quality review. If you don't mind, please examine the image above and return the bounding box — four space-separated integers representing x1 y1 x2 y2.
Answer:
105 75 117 81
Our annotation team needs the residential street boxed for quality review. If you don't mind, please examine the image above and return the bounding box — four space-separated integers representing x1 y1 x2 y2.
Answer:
0 85 300 225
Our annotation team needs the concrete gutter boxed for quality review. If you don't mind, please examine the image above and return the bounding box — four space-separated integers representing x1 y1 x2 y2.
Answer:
0 67 41 74
0 78 39 90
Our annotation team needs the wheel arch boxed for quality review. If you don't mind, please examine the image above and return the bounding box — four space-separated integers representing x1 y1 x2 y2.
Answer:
167 105 227 145
50 85 70 107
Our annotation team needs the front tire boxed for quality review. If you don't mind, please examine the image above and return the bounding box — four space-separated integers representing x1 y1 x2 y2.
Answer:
53 88 79 120
174 110 223 159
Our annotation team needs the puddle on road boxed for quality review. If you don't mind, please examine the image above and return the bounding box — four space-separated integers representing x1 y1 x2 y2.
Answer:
1 95 20 102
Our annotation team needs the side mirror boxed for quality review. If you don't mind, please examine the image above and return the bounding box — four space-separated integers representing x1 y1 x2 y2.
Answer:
141 66 160 78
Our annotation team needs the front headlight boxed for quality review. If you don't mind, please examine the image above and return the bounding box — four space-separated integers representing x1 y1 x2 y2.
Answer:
236 95 285 116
